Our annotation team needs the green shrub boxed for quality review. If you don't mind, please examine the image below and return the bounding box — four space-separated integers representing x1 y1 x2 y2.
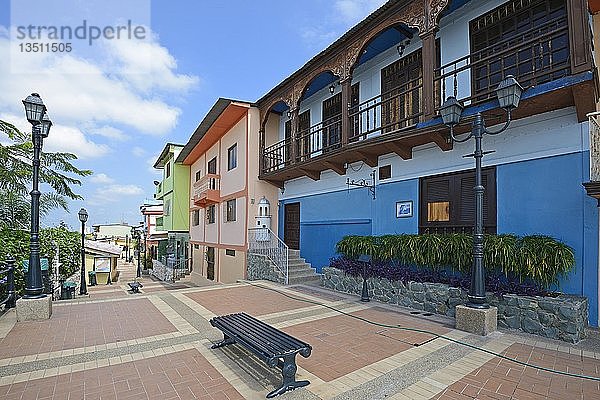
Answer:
0 226 81 295
335 233 575 289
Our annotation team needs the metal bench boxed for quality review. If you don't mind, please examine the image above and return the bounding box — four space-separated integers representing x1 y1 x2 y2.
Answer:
128 281 142 293
210 312 312 398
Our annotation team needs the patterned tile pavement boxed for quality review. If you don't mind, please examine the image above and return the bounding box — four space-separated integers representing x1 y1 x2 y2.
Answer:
0 298 177 359
0 260 598 399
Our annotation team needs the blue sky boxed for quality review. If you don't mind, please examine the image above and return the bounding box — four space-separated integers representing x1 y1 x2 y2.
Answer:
0 0 384 229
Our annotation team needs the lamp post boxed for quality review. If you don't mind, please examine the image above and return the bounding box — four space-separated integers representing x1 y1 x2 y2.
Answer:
358 254 371 302
132 227 141 278
22 93 51 299
78 208 88 295
439 75 523 309
143 226 148 274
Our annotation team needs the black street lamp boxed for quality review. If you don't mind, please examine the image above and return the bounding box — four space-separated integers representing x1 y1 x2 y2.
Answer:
439 75 523 309
22 93 50 299
143 226 148 274
131 227 141 278
358 254 371 302
78 208 88 295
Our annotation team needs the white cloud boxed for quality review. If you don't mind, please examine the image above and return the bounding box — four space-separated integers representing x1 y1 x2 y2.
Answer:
88 183 144 206
334 0 386 25
300 27 338 50
88 125 129 141
0 27 198 137
44 124 111 159
105 31 200 94
0 112 110 159
146 154 162 176
299 1 385 50
90 173 115 184
104 184 144 196
132 146 146 157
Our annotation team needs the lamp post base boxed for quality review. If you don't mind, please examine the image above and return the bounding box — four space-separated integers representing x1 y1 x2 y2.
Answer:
16 296 52 321
360 277 370 302
455 305 497 336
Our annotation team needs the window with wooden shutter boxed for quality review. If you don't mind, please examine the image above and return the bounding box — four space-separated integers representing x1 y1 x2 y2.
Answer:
296 110 311 160
322 93 342 153
381 49 423 133
419 168 496 233
469 0 569 102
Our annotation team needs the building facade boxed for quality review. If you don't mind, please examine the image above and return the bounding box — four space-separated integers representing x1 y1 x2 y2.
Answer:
176 99 279 284
255 0 599 325
153 143 191 265
140 200 167 261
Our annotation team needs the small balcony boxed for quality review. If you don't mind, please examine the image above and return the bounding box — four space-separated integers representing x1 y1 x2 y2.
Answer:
154 182 163 199
193 174 220 207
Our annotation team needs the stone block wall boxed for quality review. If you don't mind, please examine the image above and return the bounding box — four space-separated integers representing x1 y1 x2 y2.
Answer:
151 260 172 282
247 254 283 284
322 267 588 343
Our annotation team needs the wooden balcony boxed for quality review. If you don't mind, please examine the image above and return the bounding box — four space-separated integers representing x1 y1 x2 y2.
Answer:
193 174 220 207
259 8 596 187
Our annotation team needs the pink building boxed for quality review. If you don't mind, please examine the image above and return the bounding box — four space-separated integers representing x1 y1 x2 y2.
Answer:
176 98 279 283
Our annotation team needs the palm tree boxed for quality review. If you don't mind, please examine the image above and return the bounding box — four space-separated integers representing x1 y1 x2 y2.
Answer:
0 120 91 228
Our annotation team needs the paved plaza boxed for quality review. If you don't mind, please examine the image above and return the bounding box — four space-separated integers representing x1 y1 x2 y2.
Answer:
0 261 599 399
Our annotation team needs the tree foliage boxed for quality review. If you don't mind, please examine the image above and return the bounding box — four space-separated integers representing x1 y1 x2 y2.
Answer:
0 120 92 229
0 226 81 294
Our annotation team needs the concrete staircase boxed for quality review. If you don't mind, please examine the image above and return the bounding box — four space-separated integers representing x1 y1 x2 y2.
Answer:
286 249 321 285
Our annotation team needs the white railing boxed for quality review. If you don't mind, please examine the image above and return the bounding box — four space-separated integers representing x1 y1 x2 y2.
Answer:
171 257 190 282
589 111 600 182
248 227 289 285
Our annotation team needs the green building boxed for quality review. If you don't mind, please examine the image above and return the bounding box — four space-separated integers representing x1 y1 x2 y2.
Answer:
153 143 190 266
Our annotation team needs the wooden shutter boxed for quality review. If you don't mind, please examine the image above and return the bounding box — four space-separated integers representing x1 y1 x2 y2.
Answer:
469 0 569 102
297 110 311 159
420 168 496 233
322 93 342 152
381 49 423 133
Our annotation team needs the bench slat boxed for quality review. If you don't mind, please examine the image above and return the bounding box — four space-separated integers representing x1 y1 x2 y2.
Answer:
227 316 306 355
213 313 307 354
214 322 280 361
212 314 292 357
212 313 309 357
233 313 308 353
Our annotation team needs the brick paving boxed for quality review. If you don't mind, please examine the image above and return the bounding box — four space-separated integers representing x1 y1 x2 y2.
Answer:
0 298 176 359
432 343 600 400
283 307 452 382
0 348 243 400
184 285 309 316
0 261 598 399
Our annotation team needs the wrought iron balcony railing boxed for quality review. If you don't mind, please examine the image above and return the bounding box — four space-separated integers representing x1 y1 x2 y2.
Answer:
435 16 569 107
295 115 342 162
349 75 423 142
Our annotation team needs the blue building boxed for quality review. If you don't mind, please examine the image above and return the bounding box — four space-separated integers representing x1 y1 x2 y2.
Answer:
255 0 598 326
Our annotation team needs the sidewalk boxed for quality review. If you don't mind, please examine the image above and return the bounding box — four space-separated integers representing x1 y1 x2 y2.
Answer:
0 273 598 399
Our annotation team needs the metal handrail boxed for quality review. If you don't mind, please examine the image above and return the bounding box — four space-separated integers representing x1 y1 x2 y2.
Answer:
0 256 16 309
248 227 289 285
171 257 191 283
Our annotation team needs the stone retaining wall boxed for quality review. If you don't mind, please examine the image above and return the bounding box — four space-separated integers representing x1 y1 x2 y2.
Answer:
247 254 283 284
151 260 171 282
322 267 588 343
